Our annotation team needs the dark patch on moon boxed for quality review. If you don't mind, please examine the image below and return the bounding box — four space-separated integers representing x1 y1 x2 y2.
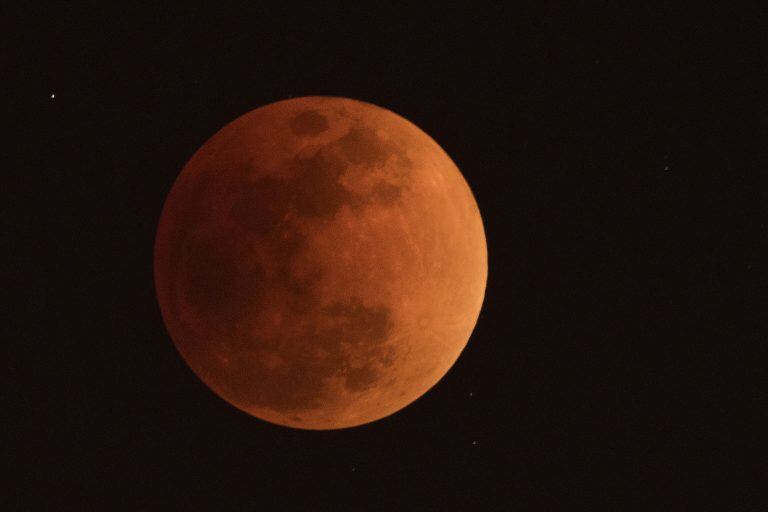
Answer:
345 366 379 392
372 182 402 205
290 150 355 219
229 121 409 232
231 177 293 234
337 126 390 166
221 296 394 413
228 151 355 228
321 297 391 347
289 110 329 136
181 232 265 331
320 297 393 393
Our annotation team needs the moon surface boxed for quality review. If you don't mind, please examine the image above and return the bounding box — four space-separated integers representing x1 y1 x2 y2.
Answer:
154 97 487 429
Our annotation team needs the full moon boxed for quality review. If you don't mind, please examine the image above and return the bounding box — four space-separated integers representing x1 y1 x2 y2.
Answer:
154 97 487 429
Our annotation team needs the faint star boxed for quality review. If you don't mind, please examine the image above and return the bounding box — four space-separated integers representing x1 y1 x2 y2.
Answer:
472 440 478 446
50 93 56 99
468 392 474 397
664 165 670 171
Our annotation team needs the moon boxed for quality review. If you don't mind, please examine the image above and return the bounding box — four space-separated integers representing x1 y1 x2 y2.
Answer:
154 97 487 429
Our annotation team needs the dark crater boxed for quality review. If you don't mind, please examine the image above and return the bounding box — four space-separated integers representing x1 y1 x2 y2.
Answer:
337 126 390 166
371 181 402 205
290 150 355 219
289 110 329 136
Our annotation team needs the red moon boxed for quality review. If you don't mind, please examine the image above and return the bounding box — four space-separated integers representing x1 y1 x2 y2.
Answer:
154 97 487 429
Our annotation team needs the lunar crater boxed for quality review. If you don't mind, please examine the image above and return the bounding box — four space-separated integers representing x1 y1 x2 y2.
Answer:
289 109 329 136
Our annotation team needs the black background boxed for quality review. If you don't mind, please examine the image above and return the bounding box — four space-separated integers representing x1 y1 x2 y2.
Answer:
6 3 767 509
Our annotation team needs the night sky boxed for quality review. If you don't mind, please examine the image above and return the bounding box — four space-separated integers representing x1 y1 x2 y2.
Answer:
7 3 767 509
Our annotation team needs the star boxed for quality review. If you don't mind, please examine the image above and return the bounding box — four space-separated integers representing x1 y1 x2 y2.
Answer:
664 165 670 171
472 440 478 446
50 93 56 99
468 392 474 397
